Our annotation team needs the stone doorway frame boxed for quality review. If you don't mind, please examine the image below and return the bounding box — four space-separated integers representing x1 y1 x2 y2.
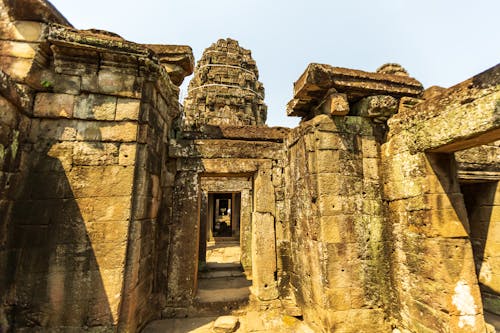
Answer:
199 176 253 272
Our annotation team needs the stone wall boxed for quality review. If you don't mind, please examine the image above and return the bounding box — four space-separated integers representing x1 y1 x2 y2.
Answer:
0 89 31 331
381 64 500 332
457 140 500 317
285 115 391 331
461 182 500 316
0 3 192 331
118 77 181 331
283 63 423 332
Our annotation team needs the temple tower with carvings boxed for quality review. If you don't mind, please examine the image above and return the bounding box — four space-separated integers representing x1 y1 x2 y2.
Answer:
183 38 267 128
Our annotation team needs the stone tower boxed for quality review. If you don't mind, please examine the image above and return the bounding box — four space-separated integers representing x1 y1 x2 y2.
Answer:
183 38 267 128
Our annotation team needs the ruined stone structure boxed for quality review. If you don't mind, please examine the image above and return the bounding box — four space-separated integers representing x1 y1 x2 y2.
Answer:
183 38 266 128
1 1 500 333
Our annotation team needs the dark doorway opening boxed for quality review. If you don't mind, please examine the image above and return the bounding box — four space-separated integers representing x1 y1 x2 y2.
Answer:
208 192 241 241
461 181 500 316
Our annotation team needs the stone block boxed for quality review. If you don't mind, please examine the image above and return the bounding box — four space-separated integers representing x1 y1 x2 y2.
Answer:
0 55 32 81
119 143 137 166
29 119 78 142
97 70 142 98
319 216 342 243
361 137 379 158
73 142 119 166
27 172 76 199
325 287 351 310
254 169 275 214
317 173 362 196
314 132 345 150
98 268 126 318
0 40 37 58
427 208 469 238
321 93 349 116
45 141 74 170
363 158 379 180
213 316 239 333
315 150 340 173
34 93 75 118
74 93 117 120
76 121 138 142
383 178 427 201
116 98 140 120
318 195 343 216
9 21 45 41
325 259 354 288
68 165 134 197
77 197 131 222
49 73 81 95
353 95 398 118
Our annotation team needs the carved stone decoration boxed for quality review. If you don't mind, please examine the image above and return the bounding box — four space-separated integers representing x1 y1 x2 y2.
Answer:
183 38 267 128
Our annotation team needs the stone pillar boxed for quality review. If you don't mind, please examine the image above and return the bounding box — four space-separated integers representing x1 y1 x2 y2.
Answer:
252 167 278 300
240 188 253 272
166 170 200 309
198 190 208 263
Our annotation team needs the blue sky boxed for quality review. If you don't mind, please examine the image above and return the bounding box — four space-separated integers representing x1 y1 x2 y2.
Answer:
49 0 500 128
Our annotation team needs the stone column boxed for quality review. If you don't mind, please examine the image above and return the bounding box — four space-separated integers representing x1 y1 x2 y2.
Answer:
240 188 252 272
166 170 200 310
252 167 278 300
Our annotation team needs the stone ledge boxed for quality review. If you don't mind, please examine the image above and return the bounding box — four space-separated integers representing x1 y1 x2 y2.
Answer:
145 44 194 86
181 125 289 142
287 63 423 117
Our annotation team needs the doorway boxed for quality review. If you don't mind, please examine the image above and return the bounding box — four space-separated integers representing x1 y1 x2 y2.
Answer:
196 191 251 305
208 192 241 241
198 176 253 273
461 181 500 316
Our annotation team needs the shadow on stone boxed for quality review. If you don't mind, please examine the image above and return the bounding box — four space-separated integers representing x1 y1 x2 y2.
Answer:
3 139 114 331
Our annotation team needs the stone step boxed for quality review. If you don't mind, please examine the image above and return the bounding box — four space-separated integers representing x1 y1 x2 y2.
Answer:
205 262 242 271
198 276 251 292
199 269 245 279
192 276 252 316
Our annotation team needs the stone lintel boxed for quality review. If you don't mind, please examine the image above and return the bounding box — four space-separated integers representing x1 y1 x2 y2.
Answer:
201 158 272 175
458 170 500 182
169 138 284 160
390 63 500 153
5 0 72 26
145 44 194 86
180 125 289 142
287 63 423 117
48 24 153 58
43 25 191 96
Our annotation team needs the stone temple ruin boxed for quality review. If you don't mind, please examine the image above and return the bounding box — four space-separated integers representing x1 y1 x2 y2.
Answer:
1 1 500 332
